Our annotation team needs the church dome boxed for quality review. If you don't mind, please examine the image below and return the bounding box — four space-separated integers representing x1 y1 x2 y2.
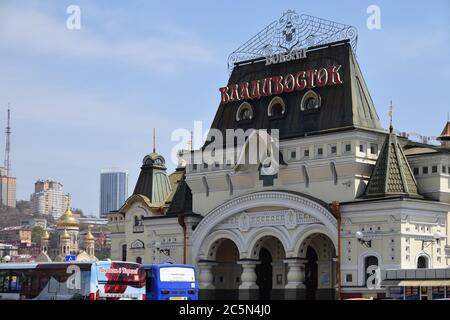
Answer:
60 228 70 240
84 226 95 241
57 205 79 228
41 229 50 241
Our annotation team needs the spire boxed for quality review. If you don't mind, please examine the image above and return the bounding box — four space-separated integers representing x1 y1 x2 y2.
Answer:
363 119 421 198
389 100 393 133
4 104 11 176
437 115 450 146
153 128 156 153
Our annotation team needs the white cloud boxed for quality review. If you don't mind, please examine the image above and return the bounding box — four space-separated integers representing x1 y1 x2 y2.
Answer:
0 4 212 73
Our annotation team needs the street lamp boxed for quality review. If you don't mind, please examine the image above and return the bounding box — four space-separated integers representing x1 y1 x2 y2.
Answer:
421 231 442 250
355 231 372 248
153 241 175 263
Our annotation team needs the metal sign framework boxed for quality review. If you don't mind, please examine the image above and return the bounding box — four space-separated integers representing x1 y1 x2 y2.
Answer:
227 10 358 73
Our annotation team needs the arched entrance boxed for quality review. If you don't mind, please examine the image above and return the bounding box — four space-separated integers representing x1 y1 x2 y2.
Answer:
297 232 336 300
211 238 241 300
305 246 318 300
250 235 286 300
193 191 338 300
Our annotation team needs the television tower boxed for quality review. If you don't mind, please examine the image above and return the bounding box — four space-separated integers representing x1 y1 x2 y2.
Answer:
4 104 11 176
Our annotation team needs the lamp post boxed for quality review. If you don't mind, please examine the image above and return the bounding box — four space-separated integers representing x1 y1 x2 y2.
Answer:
421 231 442 250
154 241 175 264
355 231 372 248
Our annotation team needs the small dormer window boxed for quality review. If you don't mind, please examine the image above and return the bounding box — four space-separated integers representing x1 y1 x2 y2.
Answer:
236 102 253 121
300 90 321 111
267 96 286 118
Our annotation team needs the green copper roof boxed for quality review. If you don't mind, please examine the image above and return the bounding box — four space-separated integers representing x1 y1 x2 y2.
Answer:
133 152 172 204
363 131 421 198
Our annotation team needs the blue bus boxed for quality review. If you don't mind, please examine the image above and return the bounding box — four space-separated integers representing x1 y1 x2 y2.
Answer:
143 264 198 300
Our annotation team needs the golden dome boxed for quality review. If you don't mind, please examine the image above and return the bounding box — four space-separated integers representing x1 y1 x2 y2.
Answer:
41 229 50 241
85 226 95 241
60 228 70 240
57 205 79 228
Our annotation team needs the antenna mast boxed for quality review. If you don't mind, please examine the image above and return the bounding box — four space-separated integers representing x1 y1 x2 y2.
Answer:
4 104 11 176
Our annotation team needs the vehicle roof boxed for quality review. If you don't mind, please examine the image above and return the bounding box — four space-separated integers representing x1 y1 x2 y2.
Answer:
143 263 195 269
0 261 138 269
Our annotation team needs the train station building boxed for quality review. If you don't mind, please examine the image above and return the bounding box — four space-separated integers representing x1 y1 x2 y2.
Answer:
107 11 450 300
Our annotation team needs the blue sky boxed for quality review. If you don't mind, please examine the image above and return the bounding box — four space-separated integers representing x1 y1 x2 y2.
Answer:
0 0 449 216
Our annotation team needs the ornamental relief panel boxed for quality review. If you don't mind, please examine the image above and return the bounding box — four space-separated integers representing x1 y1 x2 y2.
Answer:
216 209 320 232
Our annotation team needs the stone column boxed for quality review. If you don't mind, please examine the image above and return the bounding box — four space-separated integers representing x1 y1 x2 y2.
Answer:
284 258 306 300
238 259 260 300
198 260 217 300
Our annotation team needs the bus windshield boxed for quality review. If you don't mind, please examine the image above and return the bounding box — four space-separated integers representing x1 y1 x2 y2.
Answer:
159 267 195 282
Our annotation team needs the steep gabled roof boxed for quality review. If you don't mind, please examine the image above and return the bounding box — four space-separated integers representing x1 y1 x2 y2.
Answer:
209 41 383 142
363 130 421 198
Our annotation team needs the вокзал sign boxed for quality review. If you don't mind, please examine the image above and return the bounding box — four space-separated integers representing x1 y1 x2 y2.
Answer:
219 64 343 105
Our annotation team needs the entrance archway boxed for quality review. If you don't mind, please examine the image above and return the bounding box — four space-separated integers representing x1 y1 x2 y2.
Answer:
250 235 286 300
211 239 241 299
297 232 336 300
256 248 272 300
305 246 318 300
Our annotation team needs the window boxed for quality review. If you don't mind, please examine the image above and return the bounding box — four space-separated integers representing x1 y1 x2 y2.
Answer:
443 166 446 174
236 102 253 121
136 257 142 264
422 167 428 174
303 149 310 158
359 144 365 152
290 150 296 160
317 147 323 156
346 274 353 283
345 144 351 153
330 145 337 155
432 165 438 173
268 97 286 117
364 256 379 286
300 90 321 111
413 167 419 175
192 164 197 171
417 256 428 269
370 144 378 155
203 163 208 169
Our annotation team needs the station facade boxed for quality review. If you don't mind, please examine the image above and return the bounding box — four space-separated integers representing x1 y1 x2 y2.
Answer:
107 11 450 299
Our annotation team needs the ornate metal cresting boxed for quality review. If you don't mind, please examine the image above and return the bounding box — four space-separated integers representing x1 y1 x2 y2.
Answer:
227 10 358 72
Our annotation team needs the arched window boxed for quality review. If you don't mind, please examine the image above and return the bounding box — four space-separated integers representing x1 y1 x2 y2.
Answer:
236 102 253 121
417 256 428 269
136 256 142 264
134 216 139 226
122 244 127 262
330 162 338 185
267 97 286 118
364 256 378 283
300 90 321 111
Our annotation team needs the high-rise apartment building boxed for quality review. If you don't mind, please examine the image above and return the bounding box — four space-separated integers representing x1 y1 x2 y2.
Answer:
100 169 128 217
30 180 70 218
0 169 16 208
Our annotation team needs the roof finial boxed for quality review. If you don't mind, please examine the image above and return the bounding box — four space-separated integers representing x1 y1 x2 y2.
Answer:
187 130 193 151
153 128 156 153
389 100 393 133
